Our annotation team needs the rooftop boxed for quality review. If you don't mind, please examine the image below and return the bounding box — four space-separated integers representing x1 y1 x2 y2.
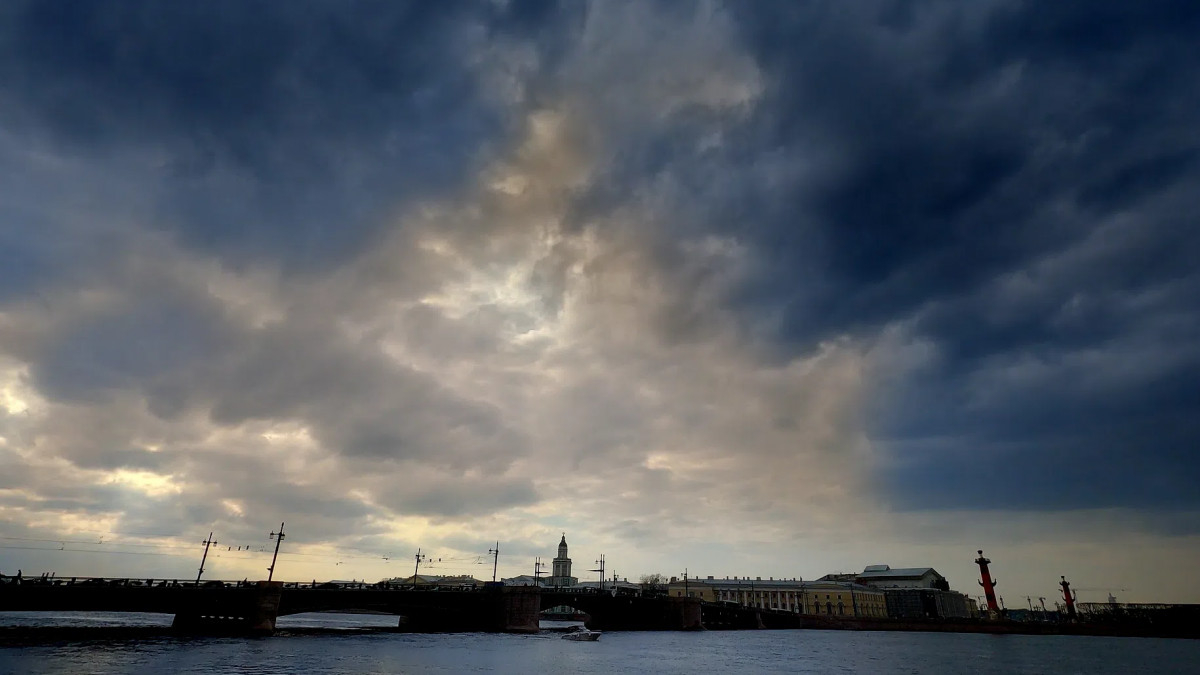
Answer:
856 566 941 579
668 577 878 591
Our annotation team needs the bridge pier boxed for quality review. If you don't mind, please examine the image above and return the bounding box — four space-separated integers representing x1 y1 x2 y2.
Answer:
172 581 282 635
498 585 541 633
669 597 704 630
541 592 705 631
395 586 540 633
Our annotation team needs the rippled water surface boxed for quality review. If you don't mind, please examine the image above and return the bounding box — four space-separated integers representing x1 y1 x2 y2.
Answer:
2 613 1199 674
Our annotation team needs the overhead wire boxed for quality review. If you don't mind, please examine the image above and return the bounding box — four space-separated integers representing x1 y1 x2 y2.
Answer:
1 532 513 576
0 544 197 558
2 536 199 551
0 535 398 559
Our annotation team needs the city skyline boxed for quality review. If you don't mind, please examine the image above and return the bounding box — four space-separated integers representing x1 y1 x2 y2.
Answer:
1 1 1198 605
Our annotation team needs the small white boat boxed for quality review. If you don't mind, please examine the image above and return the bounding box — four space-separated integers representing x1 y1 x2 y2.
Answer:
561 627 601 641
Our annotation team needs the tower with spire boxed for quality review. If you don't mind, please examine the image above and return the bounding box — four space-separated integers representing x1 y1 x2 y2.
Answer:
549 533 577 587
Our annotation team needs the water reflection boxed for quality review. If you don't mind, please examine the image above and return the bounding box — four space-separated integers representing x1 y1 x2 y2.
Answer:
1 613 1199 675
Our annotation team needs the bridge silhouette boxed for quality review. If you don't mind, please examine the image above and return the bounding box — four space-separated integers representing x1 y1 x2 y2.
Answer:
0 577 807 634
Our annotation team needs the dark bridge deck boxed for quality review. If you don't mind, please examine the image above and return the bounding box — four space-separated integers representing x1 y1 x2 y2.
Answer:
0 578 807 634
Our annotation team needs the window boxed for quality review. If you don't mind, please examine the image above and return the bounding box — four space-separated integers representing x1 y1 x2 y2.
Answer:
826 602 833 614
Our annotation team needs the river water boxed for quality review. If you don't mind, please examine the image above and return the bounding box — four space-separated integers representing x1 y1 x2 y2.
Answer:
1 613 1198 674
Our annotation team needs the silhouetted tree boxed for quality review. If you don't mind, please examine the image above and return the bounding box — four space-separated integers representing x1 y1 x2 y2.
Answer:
640 573 667 594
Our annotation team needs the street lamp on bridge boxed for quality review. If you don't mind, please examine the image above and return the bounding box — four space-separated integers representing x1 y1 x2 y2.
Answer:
196 532 217 585
267 523 285 583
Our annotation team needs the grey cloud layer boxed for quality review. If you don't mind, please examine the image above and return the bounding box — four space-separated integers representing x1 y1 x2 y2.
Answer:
0 0 1197 585
720 1 1200 511
0 1 516 271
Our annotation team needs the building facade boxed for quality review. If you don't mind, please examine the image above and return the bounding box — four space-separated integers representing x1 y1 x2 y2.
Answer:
665 576 887 618
501 574 543 586
386 574 482 589
569 579 642 594
881 588 974 619
803 582 887 618
821 564 974 619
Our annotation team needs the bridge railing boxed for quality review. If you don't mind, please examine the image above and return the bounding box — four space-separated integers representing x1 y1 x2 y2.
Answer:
0 576 510 592
0 575 275 589
2 576 662 596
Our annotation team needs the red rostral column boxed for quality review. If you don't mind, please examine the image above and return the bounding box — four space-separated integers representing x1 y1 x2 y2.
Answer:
975 550 1000 613
1060 576 1077 620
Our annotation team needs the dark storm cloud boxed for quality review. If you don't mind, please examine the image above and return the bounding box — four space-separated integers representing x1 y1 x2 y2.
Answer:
0 0 547 525
543 1 1197 511
0 221 58 304
685 0 1200 510
2 0 1198 574
0 0 555 270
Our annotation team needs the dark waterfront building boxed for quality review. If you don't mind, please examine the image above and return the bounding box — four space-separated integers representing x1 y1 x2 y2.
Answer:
882 588 974 620
819 565 975 619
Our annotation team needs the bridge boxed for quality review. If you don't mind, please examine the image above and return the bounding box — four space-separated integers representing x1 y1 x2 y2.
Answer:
0 577 806 635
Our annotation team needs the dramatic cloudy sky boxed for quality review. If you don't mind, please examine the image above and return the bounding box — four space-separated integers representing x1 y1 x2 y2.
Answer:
1 1 1197 604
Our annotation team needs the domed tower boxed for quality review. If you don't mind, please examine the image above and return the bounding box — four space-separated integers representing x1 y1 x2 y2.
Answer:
550 533 576 587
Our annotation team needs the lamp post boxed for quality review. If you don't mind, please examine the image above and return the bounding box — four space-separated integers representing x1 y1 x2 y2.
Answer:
413 548 427 587
267 523 285 583
589 555 605 592
488 542 500 583
196 532 217 586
